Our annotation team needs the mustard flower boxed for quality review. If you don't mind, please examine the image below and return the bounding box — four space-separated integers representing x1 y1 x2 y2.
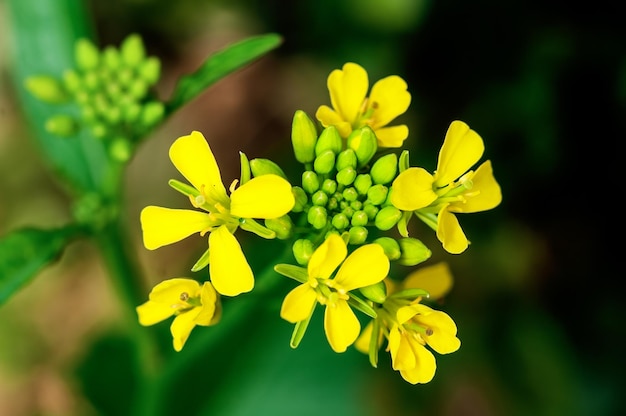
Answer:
140 131 295 296
136 278 220 352
315 62 411 148
279 234 390 353
356 262 460 384
391 120 502 253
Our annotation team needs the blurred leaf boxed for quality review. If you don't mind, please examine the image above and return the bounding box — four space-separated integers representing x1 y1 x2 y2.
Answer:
166 33 283 113
7 0 112 194
0 226 81 306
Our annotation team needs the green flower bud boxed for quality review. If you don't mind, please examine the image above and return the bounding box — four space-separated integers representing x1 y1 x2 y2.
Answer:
336 167 357 186
121 34 145 67
374 205 402 230
291 110 318 164
315 125 342 156
354 174 372 195
321 179 337 195
359 281 387 304
347 126 377 168
129 79 148 100
363 203 379 220
122 101 142 123
342 187 358 202
314 149 335 174
109 137 133 162
140 57 161 84
302 171 319 194
327 197 338 211
293 239 314 266
24 76 69 104
118 68 133 87
367 184 388 205
103 46 122 71
307 206 328 229
351 210 368 227
331 213 350 230
336 149 357 171
291 186 307 212
105 82 122 99
348 226 368 245
81 105 97 123
398 238 432 266
44 115 78 137
83 71 99 91
311 190 328 206
342 206 355 218
63 70 81 93
250 158 287 179
265 215 294 240
374 237 401 260
104 107 122 124
139 101 164 128
371 153 398 185
91 123 107 139
75 38 100 71
350 200 362 211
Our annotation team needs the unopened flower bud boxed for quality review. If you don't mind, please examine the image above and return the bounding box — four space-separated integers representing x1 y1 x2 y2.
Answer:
321 179 337 195
63 70 81 93
109 137 133 162
359 280 387 304
367 184 388 205
121 34 145 67
313 149 335 174
140 57 160 84
75 38 100 71
327 196 338 210
25 76 69 104
139 101 164 128
293 239 314 266
371 153 398 185
45 115 77 137
342 187 358 202
307 206 328 229
311 190 328 206
250 158 287 179
354 174 372 195
374 237 401 260
347 126 377 168
336 149 357 171
336 167 356 186
291 110 317 164
265 215 294 240
103 46 121 71
374 206 402 230
398 238 432 266
350 200 362 211
363 203 379 220
348 226 368 245
351 210 368 227
302 171 319 194
331 213 350 230
291 186 307 212
315 125 342 156
129 79 148 99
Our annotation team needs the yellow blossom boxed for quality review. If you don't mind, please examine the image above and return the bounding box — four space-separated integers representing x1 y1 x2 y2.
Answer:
136 278 220 352
391 120 502 253
315 62 411 148
280 234 389 353
140 131 295 296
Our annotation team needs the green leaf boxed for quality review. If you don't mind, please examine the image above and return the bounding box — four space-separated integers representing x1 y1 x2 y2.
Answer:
0 226 81 306
166 33 283 113
7 0 112 194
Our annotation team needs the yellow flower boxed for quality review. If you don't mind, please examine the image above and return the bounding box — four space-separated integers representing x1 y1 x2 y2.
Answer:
140 131 295 296
280 234 389 353
315 62 411 148
355 262 459 384
136 278 220 352
391 120 502 253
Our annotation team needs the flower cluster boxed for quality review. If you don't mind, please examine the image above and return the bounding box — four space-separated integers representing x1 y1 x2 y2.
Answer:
136 62 501 383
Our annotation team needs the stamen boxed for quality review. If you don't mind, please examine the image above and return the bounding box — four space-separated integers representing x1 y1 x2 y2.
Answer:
425 328 434 336
180 292 189 302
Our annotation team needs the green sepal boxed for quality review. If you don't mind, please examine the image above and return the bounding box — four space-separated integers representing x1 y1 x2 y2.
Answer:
397 210 412 237
239 218 276 239
369 318 381 368
399 149 410 172
290 303 316 349
347 293 377 319
273 264 309 284
359 280 387 304
191 247 211 272
168 178 200 198
398 238 432 266
389 288 430 300
239 152 251 185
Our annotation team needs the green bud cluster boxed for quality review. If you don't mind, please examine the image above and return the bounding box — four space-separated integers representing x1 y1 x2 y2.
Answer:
290 110 428 265
24 34 164 162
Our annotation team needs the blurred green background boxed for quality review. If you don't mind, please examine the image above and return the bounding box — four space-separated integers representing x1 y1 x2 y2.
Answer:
0 0 622 415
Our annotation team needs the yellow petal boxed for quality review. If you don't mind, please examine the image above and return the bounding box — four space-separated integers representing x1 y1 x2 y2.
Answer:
169 131 229 205
396 305 420 325
194 282 218 326
334 244 389 291
140 206 213 250
208 225 254 296
354 320 374 354
280 283 317 323
437 207 469 254
388 326 415 370
373 125 409 148
402 262 453 300
391 168 437 211
307 234 347 280
230 174 295 219
315 105 353 138
416 310 461 355
328 62 368 123
451 160 502 213
136 300 175 326
400 339 436 384
170 307 201 352
434 120 484 187
324 299 360 353
368 75 411 128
